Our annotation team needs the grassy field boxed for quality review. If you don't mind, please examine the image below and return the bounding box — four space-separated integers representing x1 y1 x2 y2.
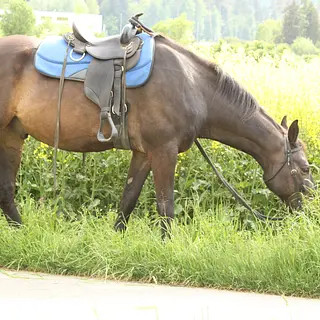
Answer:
1 46 320 297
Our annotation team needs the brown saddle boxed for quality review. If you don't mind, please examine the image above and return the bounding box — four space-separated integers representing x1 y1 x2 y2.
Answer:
61 16 147 149
67 23 142 61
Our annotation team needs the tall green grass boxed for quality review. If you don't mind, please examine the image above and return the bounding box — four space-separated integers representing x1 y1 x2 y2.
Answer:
1 196 320 297
1 45 320 296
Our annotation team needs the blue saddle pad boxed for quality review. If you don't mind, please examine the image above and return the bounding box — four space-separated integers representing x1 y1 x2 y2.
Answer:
34 33 155 88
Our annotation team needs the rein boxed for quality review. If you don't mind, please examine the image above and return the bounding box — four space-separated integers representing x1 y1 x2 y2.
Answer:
195 139 285 221
53 37 72 194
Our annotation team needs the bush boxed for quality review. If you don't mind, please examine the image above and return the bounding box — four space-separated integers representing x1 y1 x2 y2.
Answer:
291 37 319 56
209 39 292 62
152 13 194 45
223 37 245 45
256 19 282 43
275 43 291 55
302 54 319 63
1 0 35 35
35 19 71 39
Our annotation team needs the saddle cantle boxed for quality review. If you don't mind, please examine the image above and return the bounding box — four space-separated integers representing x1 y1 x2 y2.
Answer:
65 23 142 61
34 14 156 150
72 20 138 46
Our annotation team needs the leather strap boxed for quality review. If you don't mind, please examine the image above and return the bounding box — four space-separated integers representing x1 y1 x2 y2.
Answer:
112 60 122 116
53 40 71 194
113 49 131 150
72 38 87 54
195 139 284 221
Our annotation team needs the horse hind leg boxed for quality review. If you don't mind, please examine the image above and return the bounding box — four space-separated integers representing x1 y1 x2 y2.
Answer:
0 118 25 225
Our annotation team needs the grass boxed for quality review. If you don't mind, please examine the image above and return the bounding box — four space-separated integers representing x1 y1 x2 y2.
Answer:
1 195 320 298
1 45 320 297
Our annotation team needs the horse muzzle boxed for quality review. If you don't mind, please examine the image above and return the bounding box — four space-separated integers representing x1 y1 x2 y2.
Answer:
287 178 316 210
287 192 303 210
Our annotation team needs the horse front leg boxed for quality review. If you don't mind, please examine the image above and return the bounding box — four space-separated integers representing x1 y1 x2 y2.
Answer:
150 146 178 239
114 150 151 232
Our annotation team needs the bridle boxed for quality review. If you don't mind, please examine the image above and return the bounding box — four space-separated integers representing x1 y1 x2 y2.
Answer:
196 135 307 221
263 136 302 184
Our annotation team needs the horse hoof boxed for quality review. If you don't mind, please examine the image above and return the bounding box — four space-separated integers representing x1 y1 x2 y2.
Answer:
8 220 22 228
114 221 127 233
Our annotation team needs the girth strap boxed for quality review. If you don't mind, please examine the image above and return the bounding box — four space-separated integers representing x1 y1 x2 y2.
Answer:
113 60 123 117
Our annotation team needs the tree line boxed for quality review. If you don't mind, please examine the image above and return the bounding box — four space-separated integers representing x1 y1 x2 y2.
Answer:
26 0 320 41
1 0 320 46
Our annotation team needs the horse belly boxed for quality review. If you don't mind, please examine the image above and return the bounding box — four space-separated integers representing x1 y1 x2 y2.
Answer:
16 71 113 152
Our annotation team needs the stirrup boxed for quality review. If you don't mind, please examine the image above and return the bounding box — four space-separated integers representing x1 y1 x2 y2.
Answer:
97 110 118 142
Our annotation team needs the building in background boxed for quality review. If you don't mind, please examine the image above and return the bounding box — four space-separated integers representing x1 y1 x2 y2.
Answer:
0 10 103 33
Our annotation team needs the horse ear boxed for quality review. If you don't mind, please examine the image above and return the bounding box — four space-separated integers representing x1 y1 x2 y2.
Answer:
288 120 299 144
281 115 288 129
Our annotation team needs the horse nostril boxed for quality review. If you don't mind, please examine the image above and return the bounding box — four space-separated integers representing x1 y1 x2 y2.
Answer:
304 179 315 190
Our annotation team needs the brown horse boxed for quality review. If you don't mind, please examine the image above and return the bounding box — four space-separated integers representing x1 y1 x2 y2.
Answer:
0 34 314 235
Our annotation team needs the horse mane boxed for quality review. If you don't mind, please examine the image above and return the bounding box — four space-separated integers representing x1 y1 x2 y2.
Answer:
156 35 260 121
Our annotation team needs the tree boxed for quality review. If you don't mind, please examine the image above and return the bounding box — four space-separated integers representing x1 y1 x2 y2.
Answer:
200 2 221 41
253 0 265 23
99 0 128 35
204 5 222 41
0 0 9 9
233 0 256 40
311 0 320 10
153 13 195 44
256 19 282 43
281 0 320 44
1 0 35 35
300 0 320 43
219 2 233 37
86 0 99 14
29 0 73 12
282 1 301 44
74 0 89 14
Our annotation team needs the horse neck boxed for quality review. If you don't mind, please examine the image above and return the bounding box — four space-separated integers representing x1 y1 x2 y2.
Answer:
201 100 284 170
160 39 285 169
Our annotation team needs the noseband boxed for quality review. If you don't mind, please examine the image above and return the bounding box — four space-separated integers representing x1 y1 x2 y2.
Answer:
264 137 302 184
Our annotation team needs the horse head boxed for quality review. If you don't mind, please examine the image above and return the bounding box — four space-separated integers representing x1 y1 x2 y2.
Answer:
263 116 315 209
